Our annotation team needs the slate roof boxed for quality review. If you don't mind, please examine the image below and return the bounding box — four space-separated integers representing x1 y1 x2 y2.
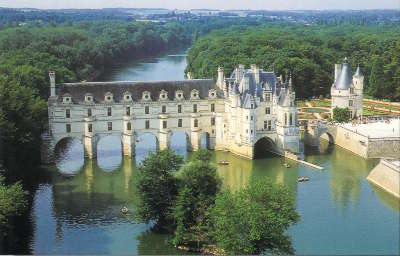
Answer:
56 79 220 103
354 66 363 77
334 63 352 90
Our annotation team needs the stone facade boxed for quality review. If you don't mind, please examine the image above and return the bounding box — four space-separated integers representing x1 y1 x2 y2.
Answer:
47 65 299 159
331 57 364 119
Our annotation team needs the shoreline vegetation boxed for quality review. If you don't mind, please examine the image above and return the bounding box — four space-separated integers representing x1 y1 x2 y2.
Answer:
135 149 299 255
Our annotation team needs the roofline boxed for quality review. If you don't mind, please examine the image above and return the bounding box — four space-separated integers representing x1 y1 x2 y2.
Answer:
60 79 214 86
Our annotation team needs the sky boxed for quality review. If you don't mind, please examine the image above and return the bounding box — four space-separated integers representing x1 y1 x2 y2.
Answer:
0 0 398 10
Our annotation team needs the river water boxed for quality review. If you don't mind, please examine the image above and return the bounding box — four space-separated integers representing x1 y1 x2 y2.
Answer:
3 51 399 255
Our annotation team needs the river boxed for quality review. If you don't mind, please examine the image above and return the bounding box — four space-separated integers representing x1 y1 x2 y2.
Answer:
2 51 399 255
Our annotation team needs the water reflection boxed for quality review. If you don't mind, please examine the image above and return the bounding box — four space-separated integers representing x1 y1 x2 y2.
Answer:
99 53 188 82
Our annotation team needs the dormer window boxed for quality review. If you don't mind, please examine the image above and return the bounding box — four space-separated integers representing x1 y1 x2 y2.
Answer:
209 89 217 99
142 91 151 101
175 90 184 100
191 89 199 100
85 93 93 103
104 92 113 103
62 94 72 104
159 90 168 101
123 92 132 102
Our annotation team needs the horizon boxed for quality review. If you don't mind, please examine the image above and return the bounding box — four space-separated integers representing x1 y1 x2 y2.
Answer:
0 0 398 11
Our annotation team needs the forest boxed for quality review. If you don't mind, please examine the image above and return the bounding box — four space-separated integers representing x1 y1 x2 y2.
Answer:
186 23 400 101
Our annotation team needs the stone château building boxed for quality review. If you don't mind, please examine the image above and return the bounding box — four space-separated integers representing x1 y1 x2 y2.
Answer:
331 57 364 118
48 65 299 159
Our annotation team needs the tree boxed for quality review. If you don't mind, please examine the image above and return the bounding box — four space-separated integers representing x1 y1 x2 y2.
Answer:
0 173 28 233
333 107 351 122
135 149 183 230
209 178 299 254
173 149 221 246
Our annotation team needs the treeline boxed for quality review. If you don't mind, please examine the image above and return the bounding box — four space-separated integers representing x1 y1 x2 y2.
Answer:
0 20 191 165
135 149 299 254
186 23 400 101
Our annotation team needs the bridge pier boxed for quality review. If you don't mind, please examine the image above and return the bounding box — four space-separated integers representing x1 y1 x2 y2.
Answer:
159 130 170 150
83 134 98 159
122 133 136 156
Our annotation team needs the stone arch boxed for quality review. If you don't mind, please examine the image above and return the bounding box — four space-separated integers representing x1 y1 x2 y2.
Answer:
170 130 190 156
319 131 334 144
135 132 160 162
96 134 123 172
53 136 84 175
254 136 279 159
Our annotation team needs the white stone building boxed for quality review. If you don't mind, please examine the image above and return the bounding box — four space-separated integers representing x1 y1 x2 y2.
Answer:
48 65 299 159
331 57 364 119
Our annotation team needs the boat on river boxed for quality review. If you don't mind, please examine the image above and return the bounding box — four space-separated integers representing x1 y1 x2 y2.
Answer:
218 161 229 165
298 176 310 182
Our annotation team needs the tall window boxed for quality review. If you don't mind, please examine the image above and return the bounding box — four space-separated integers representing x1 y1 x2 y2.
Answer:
265 107 270 115
145 120 150 129
211 103 215 112
251 104 254 109
178 104 182 113
193 104 197 113
88 123 92 133
350 88 354 94
66 124 71 133
87 108 92 117
127 122 131 131
163 120 167 129
211 117 215 126
126 107 131 116
266 93 271 102
178 119 182 127
289 113 293 126
107 122 112 131
107 107 112 116
264 120 268 129
194 119 198 128
284 113 287 126
162 105 166 113
268 120 272 130
145 106 149 114
349 100 353 107
66 109 70 118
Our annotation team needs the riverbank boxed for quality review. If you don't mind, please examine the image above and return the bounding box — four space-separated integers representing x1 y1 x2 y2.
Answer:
367 159 400 198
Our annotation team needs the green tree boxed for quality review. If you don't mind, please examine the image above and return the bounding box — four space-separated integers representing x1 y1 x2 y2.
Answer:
333 107 351 122
209 178 299 254
0 173 28 232
173 149 221 247
135 149 183 230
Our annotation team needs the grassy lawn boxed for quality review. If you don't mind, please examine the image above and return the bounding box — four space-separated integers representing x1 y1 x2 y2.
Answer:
302 107 329 113
298 113 315 119
363 108 390 116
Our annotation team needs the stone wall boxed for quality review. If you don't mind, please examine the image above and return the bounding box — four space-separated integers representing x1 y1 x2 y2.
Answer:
367 159 400 198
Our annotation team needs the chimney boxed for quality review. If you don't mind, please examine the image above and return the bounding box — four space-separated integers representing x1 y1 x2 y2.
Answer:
49 71 56 97
334 64 342 82
251 64 260 84
217 66 224 89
